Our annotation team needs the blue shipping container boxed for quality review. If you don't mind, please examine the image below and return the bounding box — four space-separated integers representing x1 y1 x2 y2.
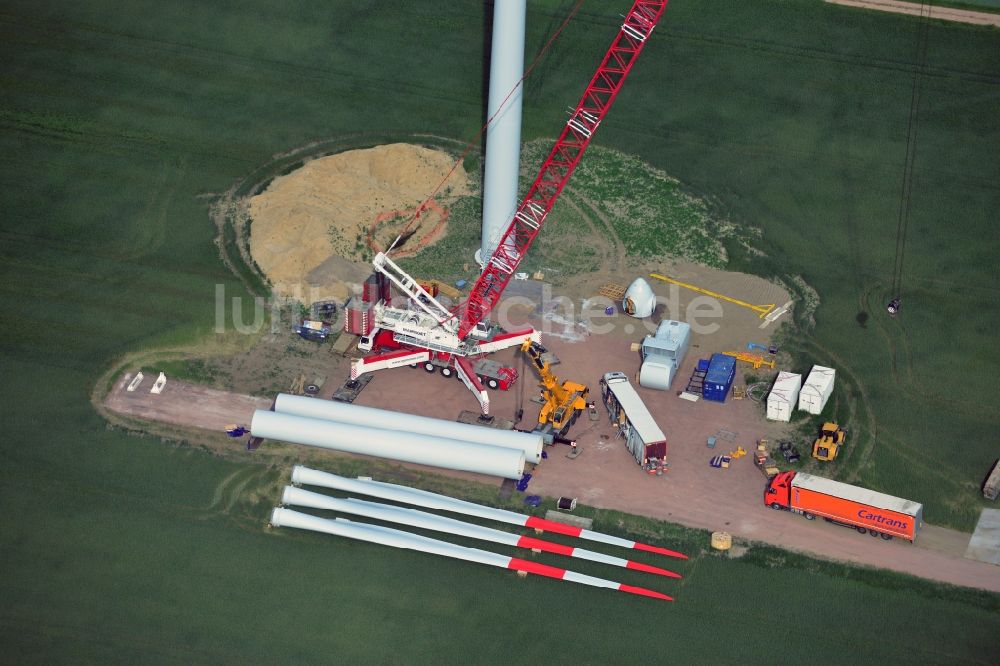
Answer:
703 354 736 402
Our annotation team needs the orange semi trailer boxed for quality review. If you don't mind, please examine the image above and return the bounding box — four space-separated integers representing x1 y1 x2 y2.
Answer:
765 471 923 541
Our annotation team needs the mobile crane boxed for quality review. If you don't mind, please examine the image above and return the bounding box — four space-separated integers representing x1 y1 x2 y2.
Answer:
520 340 589 436
347 1 669 415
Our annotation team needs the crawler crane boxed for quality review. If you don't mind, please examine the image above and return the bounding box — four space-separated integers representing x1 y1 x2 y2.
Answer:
347 1 669 415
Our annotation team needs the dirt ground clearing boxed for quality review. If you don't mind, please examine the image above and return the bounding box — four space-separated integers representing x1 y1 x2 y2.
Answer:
124 131 1000 592
105 286 1000 593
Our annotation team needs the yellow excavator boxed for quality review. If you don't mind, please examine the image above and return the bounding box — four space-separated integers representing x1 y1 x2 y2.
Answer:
812 422 846 462
520 340 589 436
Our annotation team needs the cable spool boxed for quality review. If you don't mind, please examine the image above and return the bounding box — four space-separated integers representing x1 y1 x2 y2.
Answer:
711 531 732 551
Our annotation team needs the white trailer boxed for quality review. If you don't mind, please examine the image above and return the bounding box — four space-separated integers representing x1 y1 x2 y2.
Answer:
798 365 835 414
599 372 667 465
767 371 802 422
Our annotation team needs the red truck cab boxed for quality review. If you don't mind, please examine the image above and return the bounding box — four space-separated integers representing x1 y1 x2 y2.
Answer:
765 471 794 510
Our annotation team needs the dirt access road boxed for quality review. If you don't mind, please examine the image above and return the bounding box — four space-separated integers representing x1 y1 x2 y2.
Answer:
106 372 272 431
826 0 1000 27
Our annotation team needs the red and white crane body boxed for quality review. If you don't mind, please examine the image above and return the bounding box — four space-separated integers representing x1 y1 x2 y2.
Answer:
350 1 669 414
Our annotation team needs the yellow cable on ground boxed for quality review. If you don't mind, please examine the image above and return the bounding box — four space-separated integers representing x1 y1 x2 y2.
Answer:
649 273 775 318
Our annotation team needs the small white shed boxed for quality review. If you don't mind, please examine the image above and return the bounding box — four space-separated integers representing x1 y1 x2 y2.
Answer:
798 365 835 414
766 371 802 422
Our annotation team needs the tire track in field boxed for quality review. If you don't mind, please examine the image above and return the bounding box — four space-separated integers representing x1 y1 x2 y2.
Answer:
201 465 273 520
0 10 483 116
566 188 627 272
561 191 623 273
126 156 185 256
795 333 878 483
881 431 955 480
662 18 1000 86
205 468 247 511
834 391 863 472
0 462 273 527
880 431 982 523
0 613 239 662
861 281 999 421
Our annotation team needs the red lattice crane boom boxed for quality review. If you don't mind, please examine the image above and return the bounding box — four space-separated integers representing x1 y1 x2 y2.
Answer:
457 0 668 339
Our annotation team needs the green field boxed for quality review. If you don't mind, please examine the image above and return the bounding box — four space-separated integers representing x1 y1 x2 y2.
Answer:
2 0 999 661
395 141 738 281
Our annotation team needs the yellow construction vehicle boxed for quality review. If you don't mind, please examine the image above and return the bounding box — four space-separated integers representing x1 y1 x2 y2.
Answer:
812 422 846 462
520 340 589 436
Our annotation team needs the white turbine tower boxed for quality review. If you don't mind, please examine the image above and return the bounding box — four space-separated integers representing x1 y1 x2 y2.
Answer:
477 0 526 267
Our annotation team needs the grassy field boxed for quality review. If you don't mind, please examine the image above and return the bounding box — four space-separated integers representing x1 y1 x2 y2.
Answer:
396 141 737 282
2 0 999 661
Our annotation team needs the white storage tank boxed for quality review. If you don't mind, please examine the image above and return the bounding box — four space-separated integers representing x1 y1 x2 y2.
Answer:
798 365 835 415
599 372 667 465
766 371 802 422
639 360 675 392
250 410 525 479
272 394 544 463
638 320 690 391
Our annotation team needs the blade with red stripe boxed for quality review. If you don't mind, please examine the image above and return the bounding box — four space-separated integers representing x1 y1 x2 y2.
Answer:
271 508 671 601
507 558 672 601
525 516 688 560
292 467 687 560
282 486 681 579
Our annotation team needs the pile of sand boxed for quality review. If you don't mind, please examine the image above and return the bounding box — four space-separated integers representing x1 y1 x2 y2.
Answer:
248 143 470 304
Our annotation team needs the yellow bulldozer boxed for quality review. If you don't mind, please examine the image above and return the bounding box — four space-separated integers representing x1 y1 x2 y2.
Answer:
520 340 589 436
812 422 846 462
